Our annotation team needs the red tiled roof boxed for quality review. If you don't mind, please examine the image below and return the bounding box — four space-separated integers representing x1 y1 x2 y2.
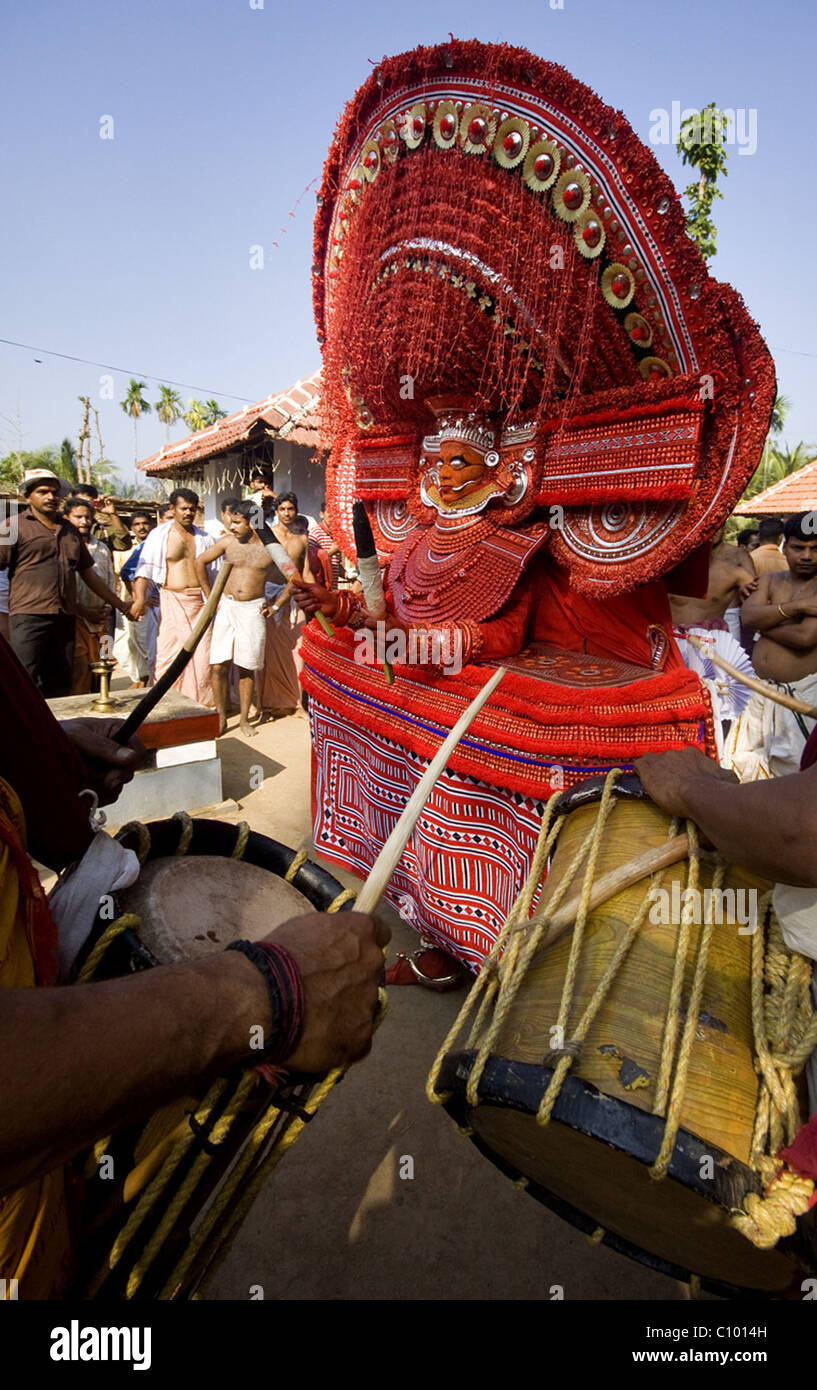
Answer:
138 371 322 475
734 458 817 516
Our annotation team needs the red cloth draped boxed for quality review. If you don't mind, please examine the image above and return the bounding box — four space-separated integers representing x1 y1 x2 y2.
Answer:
530 563 684 673
0 634 94 869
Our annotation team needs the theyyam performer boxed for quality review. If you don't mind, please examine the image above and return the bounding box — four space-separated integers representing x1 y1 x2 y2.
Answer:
297 37 776 981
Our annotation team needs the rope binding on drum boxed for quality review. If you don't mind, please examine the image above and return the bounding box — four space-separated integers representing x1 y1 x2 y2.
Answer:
74 812 373 1300
427 771 817 1255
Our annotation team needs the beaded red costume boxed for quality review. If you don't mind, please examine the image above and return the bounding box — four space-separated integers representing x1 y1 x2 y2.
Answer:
301 39 775 969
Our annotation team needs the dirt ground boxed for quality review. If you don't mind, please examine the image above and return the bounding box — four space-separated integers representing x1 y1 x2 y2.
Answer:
200 710 694 1302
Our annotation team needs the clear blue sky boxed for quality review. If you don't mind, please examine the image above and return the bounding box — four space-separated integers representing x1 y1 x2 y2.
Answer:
1 0 815 484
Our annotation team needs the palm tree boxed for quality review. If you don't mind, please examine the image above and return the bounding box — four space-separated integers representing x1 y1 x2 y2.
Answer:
183 398 211 432
91 457 121 493
204 398 228 426
120 379 153 465
761 394 791 488
741 440 816 506
59 438 78 484
155 385 184 443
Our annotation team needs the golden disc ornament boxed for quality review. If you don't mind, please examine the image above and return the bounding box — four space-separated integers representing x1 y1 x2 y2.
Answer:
460 103 497 155
601 262 636 309
493 116 530 169
523 139 561 193
638 356 673 380
402 103 428 150
380 120 399 164
360 140 381 182
574 210 606 259
553 167 592 223
624 312 654 348
433 100 460 150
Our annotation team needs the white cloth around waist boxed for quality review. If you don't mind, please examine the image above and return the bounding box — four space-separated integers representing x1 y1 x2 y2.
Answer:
211 593 266 669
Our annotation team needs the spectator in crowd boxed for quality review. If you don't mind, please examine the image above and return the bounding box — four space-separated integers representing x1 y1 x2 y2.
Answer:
202 497 241 545
0 471 128 697
68 484 131 553
63 498 118 694
249 469 277 542
308 497 341 590
737 526 759 552
750 517 789 576
195 501 278 736
257 492 314 721
114 511 156 687
130 488 214 706
730 512 817 777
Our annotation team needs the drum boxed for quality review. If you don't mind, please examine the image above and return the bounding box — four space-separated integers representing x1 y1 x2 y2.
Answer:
429 771 817 1297
70 812 362 1301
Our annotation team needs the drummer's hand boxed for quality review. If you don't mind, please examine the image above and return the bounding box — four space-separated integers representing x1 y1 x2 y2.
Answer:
634 748 737 820
60 718 146 806
267 911 390 1073
292 580 338 622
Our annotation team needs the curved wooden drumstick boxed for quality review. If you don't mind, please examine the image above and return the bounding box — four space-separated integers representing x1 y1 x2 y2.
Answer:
686 633 817 719
529 833 691 959
113 563 233 745
355 667 507 913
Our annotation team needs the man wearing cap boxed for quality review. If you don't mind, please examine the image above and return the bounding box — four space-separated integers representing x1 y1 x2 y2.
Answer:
0 471 131 698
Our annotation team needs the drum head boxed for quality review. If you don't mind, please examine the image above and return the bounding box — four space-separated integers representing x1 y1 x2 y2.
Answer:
119 855 314 963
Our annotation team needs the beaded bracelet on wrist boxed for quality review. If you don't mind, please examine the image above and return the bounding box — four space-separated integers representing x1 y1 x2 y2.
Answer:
225 939 305 1065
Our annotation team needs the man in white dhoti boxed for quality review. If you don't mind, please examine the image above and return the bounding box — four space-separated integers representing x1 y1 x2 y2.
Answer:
730 512 817 779
195 501 277 737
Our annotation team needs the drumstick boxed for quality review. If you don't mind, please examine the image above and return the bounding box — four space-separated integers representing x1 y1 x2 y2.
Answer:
355 667 507 914
265 540 334 637
686 633 817 719
529 833 691 955
352 500 394 684
113 562 233 745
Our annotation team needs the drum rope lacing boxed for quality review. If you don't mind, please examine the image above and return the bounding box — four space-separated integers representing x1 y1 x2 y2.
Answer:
427 768 817 1253
77 812 374 1300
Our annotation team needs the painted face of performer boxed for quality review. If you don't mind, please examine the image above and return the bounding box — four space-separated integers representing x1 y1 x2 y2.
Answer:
436 440 491 508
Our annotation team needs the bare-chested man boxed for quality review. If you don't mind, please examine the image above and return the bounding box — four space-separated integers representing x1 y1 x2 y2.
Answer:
729 512 817 777
669 526 757 634
130 487 215 707
257 492 315 720
195 501 278 736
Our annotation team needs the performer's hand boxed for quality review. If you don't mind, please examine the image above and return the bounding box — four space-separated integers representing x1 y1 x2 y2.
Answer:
60 718 147 806
265 911 390 1073
634 748 737 820
292 579 338 621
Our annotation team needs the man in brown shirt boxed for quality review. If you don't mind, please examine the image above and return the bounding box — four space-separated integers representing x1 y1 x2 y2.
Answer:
750 517 789 576
0 471 130 697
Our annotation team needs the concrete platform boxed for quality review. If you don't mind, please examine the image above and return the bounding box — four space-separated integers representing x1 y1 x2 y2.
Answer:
47 687 222 827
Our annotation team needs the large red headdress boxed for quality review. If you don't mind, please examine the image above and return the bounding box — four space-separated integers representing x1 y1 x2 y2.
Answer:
314 40 775 593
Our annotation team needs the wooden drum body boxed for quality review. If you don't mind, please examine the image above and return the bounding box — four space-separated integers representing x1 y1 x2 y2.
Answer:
432 776 817 1296
70 815 357 1301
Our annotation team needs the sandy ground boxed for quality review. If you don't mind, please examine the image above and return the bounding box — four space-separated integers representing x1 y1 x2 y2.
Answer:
197 709 692 1302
